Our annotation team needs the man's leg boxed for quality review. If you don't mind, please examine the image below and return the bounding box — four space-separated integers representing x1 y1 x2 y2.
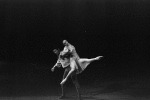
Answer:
59 67 70 99
71 72 82 100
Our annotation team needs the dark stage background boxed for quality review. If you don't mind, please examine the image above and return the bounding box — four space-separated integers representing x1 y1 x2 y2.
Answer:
0 0 150 97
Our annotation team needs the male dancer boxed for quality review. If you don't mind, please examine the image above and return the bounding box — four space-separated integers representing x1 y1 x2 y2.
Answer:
52 40 103 100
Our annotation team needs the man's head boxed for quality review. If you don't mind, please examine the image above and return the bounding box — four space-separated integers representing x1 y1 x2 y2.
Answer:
53 49 60 57
63 40 69 46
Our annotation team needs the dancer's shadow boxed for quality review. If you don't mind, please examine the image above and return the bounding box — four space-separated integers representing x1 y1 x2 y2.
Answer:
88 82 137 96
66 96 107 100
81 96 109 100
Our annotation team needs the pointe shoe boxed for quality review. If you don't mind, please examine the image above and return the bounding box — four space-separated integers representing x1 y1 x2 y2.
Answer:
95 56 103 60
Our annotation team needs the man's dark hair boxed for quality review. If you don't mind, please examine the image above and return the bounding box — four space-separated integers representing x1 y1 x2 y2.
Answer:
53 49 60 57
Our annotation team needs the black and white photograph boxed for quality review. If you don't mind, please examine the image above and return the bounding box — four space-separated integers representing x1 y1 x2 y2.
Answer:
1 0 150 100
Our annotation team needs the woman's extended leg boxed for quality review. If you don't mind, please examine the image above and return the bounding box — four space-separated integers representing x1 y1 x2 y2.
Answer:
80 56 102 63
78 56 103 71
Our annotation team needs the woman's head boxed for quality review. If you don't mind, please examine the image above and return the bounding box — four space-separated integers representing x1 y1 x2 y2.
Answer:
63 40 69 46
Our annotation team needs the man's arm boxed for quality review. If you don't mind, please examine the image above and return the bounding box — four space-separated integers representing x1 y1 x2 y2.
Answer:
51 59 61 72
51 63 57 72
